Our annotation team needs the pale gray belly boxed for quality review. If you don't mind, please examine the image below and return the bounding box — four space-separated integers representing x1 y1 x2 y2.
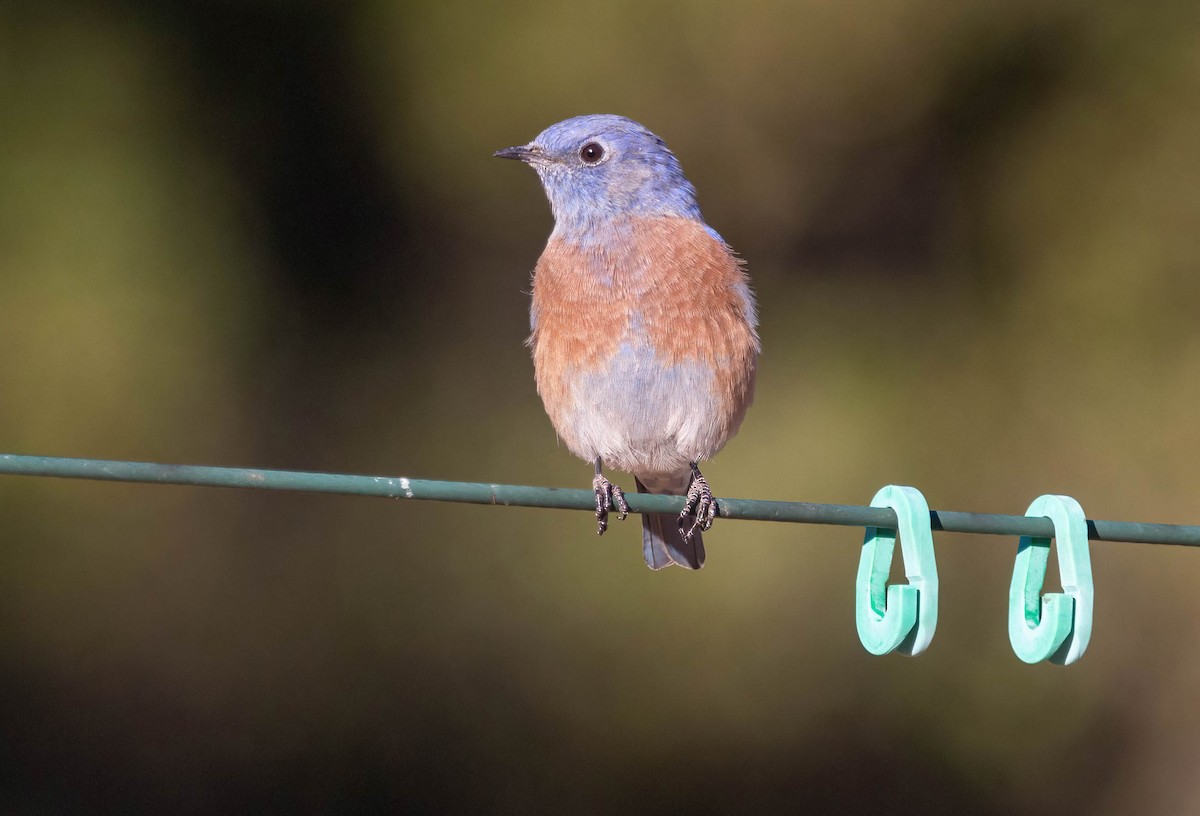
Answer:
550 341 735 476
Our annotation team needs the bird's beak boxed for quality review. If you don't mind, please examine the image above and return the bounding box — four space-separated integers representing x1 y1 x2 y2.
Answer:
493 144 543 163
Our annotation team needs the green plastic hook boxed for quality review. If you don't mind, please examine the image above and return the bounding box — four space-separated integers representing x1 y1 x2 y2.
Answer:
1008 494 1094 665
856 485 939 656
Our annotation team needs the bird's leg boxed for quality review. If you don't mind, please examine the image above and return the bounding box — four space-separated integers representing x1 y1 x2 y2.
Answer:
679 463 717 543
592 457 629 535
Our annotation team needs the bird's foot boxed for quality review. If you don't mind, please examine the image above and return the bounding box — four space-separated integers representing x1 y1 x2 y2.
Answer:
679 464 717 544
593 472 629 536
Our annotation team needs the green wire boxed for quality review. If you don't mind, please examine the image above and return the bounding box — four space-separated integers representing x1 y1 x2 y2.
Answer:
1 453 1197 547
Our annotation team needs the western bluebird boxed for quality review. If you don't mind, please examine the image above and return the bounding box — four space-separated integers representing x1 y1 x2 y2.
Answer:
495 114 759 570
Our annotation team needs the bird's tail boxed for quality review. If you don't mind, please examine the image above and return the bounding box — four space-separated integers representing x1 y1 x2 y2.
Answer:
635 472 705 570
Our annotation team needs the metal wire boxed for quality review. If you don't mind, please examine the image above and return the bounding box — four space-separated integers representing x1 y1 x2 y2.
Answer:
1 453 1198 547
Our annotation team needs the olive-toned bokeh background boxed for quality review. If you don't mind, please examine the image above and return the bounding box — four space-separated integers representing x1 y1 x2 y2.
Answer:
3 1 1199 812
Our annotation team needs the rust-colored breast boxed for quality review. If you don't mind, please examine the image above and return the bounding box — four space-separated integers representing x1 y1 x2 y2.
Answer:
529 216 759 440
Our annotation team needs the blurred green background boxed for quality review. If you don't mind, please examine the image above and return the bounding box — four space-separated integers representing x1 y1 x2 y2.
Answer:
2 0 1199 812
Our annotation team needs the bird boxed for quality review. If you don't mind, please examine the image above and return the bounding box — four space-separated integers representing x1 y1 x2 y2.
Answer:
495 114 759 570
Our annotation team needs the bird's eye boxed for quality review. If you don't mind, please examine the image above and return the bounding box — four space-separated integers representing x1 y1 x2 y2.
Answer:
579 142 605 164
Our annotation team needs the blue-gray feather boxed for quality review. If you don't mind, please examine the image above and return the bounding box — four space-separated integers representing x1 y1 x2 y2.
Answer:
636 474 705 570
527 115 703 236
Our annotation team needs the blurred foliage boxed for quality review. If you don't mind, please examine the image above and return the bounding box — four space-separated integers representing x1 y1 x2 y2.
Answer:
1 0 1199 812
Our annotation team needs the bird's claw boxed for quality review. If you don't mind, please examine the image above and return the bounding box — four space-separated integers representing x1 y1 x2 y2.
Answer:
679 468 717 544
593 473 629 535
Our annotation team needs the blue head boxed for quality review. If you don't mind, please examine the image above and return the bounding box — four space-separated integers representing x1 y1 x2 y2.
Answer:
495 114 702 237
